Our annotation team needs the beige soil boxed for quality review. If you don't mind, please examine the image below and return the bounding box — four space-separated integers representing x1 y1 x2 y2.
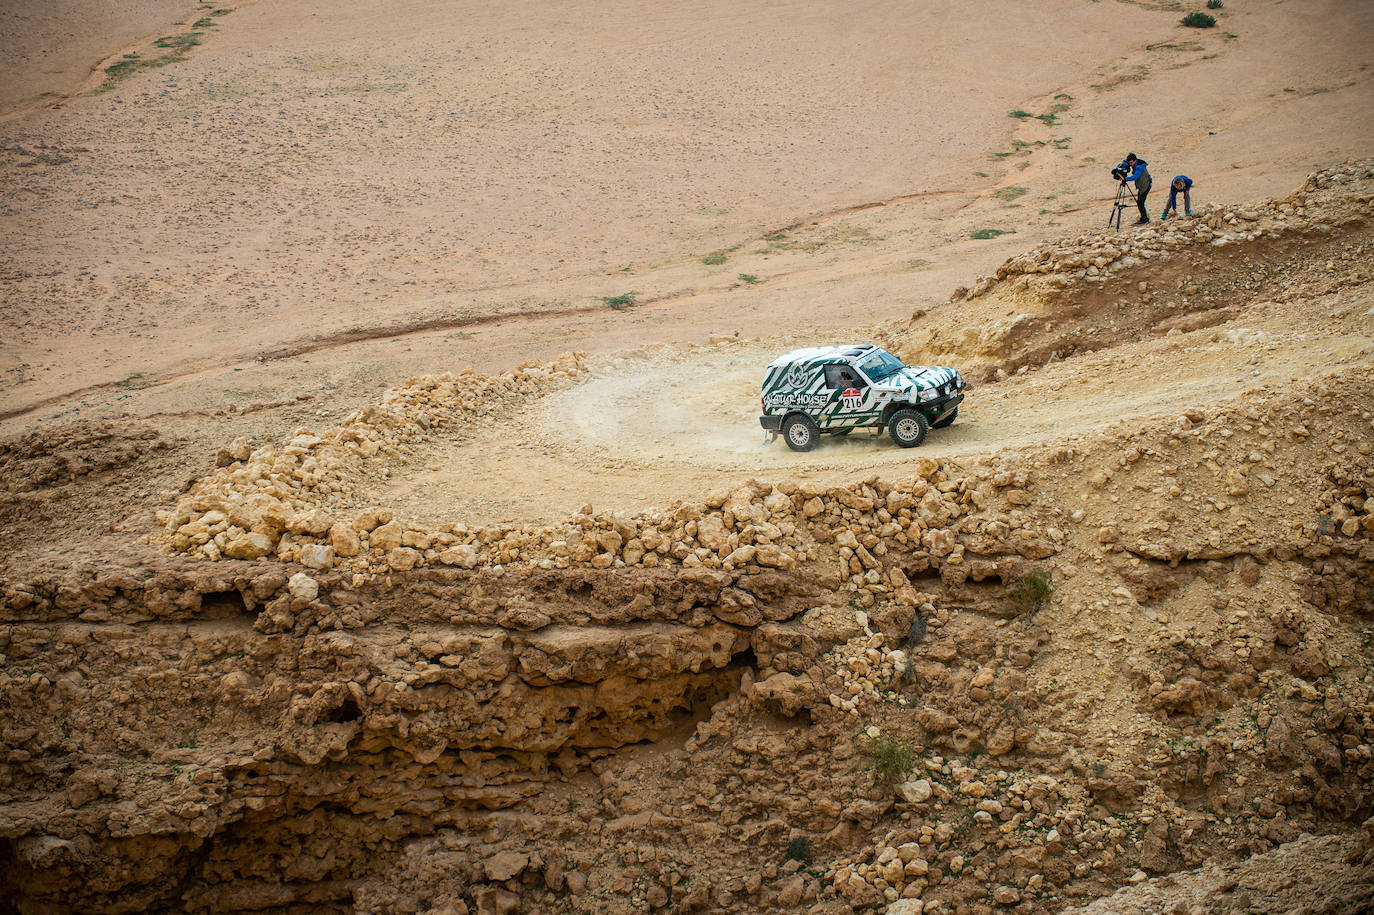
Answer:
2 0 1372 425
2 2 1374 915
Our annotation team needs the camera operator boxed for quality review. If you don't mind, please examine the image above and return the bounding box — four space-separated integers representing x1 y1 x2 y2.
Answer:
1112 153 1152 225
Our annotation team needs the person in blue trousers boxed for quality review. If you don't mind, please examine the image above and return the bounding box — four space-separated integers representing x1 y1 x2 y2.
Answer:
1114 153 1152 225
1161 175 1194 219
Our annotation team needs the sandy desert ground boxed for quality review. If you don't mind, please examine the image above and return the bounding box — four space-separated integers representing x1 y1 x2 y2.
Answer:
2 1 1373 914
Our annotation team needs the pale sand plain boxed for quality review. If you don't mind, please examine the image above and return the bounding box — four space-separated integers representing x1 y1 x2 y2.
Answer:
0 0 1371 529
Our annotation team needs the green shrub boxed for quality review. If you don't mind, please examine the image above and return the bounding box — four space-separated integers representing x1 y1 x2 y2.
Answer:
869 734 917 785
701 253 727 265
785 836 811 862
1182 12 1216 27
969 228 1014 240
600 293 636 310
1206 0 1223 8
738 273 761 284
1006 567 1054 614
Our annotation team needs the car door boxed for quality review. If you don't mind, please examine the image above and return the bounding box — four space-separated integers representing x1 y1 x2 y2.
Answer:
820 363 879 429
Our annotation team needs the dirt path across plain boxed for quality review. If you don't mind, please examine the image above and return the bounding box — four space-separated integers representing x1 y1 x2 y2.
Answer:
346 276 1374 527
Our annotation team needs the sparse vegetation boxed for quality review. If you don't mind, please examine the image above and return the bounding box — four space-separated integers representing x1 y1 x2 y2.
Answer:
869 734 917 785
1006 567 1054 615
1182 12 1217 27
737 274 761 284
995 185 1028 202
701 254 727 265
98 31 207 91
600 293 636 310
784 836 811 862
970 228 1014 239
1207 0 1223 8
154 33 205 52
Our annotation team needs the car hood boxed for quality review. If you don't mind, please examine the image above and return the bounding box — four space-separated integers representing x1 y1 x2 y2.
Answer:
880 365 961 391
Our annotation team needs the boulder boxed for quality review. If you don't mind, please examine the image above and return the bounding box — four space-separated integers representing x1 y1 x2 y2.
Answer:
222 532 274 560
287 572 318 602
298 544 334 571
439 545 479 569
898 779 933 804
329 523 360 557
371 521 403 552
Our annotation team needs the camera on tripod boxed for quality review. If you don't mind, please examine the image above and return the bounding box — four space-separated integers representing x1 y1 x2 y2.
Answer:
1110 166 1127 182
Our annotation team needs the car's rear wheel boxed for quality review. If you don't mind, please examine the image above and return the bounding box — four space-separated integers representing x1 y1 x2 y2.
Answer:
888 408 929 448
931 406 958 429
782 414 820 452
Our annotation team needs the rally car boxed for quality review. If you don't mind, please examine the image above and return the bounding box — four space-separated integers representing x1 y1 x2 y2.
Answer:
759 345 965 452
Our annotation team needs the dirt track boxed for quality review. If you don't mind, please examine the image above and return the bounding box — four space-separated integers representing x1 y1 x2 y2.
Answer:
348 266 1373 527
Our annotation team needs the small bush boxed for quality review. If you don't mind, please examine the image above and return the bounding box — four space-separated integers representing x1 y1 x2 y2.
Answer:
785 836 811 862
1008 109 1033 119
738 273 761 284
1006 567 1054 614
1206 0 1223 8
601 293 636 310
969 228 1014 239
1182 12 1216 27
701 253 727 265
193 17 215 27
869 734 917 785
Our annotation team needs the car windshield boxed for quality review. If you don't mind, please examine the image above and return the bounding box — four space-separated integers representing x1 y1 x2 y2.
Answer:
858 350 905 381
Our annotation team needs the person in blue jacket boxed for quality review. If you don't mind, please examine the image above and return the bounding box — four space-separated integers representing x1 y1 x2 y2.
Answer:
1114 153 1152 225
1161 175 1194 219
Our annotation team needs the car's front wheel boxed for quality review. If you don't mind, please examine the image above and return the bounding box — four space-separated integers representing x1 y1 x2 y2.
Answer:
888 408 929 448
782 414 820 452
931 406 958 429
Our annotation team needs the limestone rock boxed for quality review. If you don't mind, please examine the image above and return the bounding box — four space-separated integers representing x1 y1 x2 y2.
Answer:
483 850 528 882
298 544 334 571
387 547 421 571
329 523 360 557
886 901 924 914
371 521 403 552
222 532 274 560
898 779 933 804
439 545 479 569
352 507 391 532
287 572 318 602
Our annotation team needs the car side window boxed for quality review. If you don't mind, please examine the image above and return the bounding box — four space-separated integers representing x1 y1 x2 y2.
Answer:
824 365 866 389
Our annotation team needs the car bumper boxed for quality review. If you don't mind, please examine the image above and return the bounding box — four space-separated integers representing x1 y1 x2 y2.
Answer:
759 414 783 432
926 391 964 418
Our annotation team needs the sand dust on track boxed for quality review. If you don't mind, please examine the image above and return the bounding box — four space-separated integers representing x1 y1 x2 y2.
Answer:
350 289 1372 528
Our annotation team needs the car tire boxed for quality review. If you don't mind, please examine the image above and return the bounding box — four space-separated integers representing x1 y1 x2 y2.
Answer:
888 408 929 448
782 414 820 452
930 407 958 429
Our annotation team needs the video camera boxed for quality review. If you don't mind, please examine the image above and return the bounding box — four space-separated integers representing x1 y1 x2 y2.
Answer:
1110 166 1127 182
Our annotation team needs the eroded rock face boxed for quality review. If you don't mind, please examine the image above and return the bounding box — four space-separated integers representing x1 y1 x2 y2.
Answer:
0 555 819 911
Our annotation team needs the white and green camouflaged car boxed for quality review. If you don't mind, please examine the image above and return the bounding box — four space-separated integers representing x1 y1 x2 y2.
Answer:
759 345 965 452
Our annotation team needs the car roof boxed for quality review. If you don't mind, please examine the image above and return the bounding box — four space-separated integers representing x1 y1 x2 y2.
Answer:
767 344 881 368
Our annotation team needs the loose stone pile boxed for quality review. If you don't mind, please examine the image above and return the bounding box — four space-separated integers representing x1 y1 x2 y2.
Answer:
156 353 590 563
824 761 1090 911
158 381 1057 602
